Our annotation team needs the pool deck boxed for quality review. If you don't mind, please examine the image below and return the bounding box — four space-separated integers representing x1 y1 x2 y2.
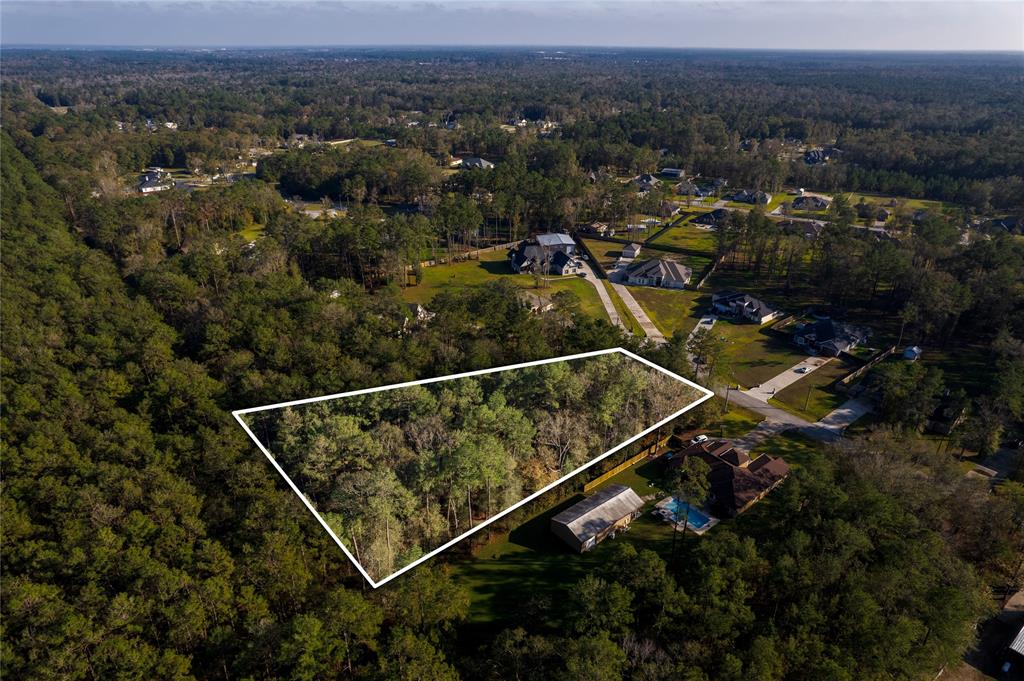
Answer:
653 496 720 535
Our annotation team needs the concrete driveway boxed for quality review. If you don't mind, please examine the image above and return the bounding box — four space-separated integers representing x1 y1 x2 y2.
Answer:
576 259 623 330
741 356 832 402
610 282 666 344
816 398 873 435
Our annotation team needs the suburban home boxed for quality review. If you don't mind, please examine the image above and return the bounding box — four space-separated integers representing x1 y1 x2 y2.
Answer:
804 148 830 165
583 221 612 236
793 319 869 356
623 258 691 289
692 208 731 227
792 195 830 211
675 181 700 196
664 439 790 518
712 290 781 324
622 243 642 259
857 202 890 222
550 484 645 552
138 169 173 194
732 189 772 205
660 167 686 178
509 233 581 276
925 394 968 435
461 157 495 170
633 174 660 193
659 201 681 218
778 219 824 239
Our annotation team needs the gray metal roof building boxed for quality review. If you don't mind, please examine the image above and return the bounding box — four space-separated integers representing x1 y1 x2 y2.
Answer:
551 484 645 552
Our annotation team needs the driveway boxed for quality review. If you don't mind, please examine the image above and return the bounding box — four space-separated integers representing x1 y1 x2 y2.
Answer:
816 398 873 435
715 385 841 443
610 282 667 344
741 356 832 402
577 259 623 330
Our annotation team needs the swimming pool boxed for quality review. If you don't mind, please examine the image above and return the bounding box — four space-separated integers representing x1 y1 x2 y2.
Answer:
663 498 713 530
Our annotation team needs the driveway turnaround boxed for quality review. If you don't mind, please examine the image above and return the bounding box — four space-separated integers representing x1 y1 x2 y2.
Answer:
741 356 831 402
577 259 623 330
610 282 667 344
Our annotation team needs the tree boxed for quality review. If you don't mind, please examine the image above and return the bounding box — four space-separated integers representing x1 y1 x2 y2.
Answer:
666 456 711 565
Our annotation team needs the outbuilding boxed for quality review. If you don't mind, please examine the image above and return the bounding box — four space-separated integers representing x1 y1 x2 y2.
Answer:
551 484 645 552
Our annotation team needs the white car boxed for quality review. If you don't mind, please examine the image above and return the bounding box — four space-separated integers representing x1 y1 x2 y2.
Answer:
690 434 709 445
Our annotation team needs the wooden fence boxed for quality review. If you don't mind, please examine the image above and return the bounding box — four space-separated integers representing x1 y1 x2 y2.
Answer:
583 434 670 493
416 241 518 268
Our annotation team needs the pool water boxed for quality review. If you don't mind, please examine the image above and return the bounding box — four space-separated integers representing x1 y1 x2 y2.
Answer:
665 498 712 530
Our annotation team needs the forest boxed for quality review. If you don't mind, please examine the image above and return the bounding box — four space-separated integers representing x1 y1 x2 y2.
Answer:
2 47 1023 680
245 354 702 581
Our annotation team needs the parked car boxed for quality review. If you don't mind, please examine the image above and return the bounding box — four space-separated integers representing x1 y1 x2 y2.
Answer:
795 366 811 374
690 434 709 445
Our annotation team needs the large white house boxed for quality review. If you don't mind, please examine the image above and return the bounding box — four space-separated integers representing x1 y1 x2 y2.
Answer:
623 258 691 289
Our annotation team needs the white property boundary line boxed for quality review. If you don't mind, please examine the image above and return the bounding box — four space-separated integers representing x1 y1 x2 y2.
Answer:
232 347 713 588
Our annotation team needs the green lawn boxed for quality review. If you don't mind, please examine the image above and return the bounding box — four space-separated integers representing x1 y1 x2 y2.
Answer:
628 287 706 341
772 358 856 421
581 238 626 269
402 250 609 322
648 223 718 255
236 223 265 241
716 403 766 438
716 320 810 389
604 281 645 337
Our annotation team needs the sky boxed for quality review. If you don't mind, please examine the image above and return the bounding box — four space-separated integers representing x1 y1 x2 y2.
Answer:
2 1 1022 52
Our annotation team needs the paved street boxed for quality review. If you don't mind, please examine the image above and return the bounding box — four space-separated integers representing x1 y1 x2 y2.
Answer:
741 356 832 402
611 282 667 344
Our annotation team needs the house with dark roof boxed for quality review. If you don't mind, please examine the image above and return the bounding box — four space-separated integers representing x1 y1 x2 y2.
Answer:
633 174 661 194
792 195 830 211
660 168 686 178
712 290 781 324
509 234 580 276
732 189 772 205
551 484 646 552
793 319 869 356
664 439 790 517
777 219 824 240
693 208 732 227
138 169 173 194
461 157 495 170
583 221 612 236
624 258 691 289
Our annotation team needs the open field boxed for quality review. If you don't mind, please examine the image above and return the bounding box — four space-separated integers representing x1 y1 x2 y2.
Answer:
773 358 857 421
628 287 706 340
648 222 718 254
402 249 610 321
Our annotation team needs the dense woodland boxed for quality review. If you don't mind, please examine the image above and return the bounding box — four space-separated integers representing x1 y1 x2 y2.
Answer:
251 355 700 581
2 48 1024 679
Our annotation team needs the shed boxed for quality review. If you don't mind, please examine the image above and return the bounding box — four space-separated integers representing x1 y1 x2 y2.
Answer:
551 484 645 552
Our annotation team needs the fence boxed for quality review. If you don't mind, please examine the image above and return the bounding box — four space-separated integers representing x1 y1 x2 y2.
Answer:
583 434 671 493
416 241 518 268
835 345 897 390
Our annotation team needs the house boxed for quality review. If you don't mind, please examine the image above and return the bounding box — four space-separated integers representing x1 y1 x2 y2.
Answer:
675 181 701 196
402 303 436 332
664 439 790 518
792 195 830 211
732 189 772 205
461 157 495 170
622 243 642 259
659 201 681 218
660 168 686 178
693 208 732 227
384 138 398 147
550 484 645 552
804 148 830 165
623 258 691 289
509 234 580 276
857 203 890 222
138 169 173 194
712 290 781 324
633 174 660 194
778 219 824 239
583 221 612 236
903 345 923 361
793 319 869 356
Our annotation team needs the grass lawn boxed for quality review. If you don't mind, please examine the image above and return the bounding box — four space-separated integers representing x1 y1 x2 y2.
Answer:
402 250 609 322
648 223 718 255
716 402 766 438
236 223 265 241
604 281 645 336
757 431 828 469
772 358 856 421
628 287 706 341
715 320 811 389
581 238 626 269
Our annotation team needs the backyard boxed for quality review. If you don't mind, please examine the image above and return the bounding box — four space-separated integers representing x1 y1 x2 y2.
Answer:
402 249 610 322
628 287 706 340
717 320 810 388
